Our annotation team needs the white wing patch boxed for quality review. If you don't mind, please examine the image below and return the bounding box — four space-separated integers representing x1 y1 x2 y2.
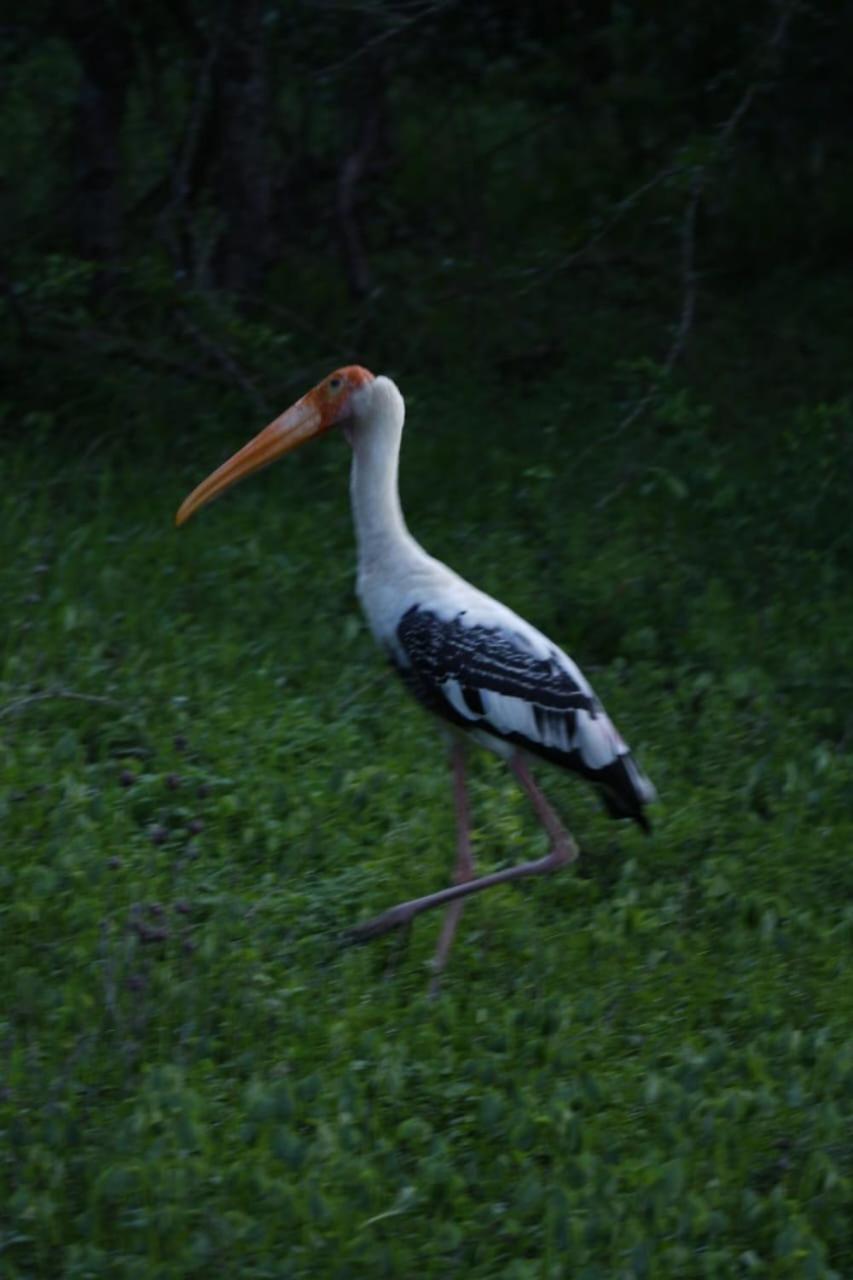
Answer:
441 677 628 772
573 708 623 769
480 689 541 744
441 679 478 723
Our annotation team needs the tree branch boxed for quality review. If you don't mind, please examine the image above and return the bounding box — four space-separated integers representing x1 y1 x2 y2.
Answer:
609 0 800 437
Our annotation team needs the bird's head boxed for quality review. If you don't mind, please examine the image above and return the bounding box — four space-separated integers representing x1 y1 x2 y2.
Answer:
175 365 375 527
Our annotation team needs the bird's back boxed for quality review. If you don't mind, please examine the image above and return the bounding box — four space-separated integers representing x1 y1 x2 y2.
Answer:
368 556 656 830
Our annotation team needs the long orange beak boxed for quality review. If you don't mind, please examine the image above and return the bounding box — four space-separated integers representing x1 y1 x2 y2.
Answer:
176 392 328 527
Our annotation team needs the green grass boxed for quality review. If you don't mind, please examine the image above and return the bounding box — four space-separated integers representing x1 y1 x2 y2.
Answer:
2 324 852 1278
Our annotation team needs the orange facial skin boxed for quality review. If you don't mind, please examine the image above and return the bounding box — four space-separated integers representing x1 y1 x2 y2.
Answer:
176 365 375 527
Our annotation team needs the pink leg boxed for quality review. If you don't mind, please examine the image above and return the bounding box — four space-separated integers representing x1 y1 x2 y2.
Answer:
428 742 475 995
347 753 578 945
508 755 577 860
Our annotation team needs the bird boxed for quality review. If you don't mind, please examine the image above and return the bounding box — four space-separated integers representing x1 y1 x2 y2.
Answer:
176 366 655 986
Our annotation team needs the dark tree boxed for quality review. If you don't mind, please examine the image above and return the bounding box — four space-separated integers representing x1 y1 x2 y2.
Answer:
59 0 135 289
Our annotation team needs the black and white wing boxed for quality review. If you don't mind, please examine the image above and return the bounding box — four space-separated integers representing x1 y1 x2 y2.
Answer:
393 603 655 830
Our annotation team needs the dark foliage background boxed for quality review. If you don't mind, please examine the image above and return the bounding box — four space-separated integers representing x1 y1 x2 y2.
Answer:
3 0 851 430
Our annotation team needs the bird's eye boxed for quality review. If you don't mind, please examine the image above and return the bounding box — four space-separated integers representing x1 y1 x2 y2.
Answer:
329 377 343 392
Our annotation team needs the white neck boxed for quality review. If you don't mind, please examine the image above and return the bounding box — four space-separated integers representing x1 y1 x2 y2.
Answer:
349 377 423 574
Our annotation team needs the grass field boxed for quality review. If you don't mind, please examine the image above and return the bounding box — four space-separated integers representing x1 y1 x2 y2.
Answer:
2 287 852 1277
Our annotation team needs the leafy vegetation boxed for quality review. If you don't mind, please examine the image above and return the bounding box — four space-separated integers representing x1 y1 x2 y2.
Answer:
3 278 852 1275
3 1 853 1275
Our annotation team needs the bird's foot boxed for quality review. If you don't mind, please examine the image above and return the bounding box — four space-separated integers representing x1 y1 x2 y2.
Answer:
343 900 419 944
344 847 574 949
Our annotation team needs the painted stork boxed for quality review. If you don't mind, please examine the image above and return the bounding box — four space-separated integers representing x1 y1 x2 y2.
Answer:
176 367 655 985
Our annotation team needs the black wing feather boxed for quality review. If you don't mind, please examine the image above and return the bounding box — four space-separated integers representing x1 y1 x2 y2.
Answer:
394 604 652 830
